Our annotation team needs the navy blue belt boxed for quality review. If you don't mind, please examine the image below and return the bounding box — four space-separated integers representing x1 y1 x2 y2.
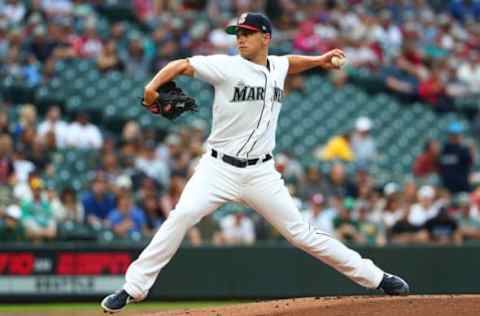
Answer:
211 149 272 168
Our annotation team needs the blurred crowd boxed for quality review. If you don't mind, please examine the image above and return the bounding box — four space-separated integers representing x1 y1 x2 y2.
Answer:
1 0 480 246
1 102 479 247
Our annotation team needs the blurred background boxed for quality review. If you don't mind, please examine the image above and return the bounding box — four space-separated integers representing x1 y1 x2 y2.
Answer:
1 0 480 303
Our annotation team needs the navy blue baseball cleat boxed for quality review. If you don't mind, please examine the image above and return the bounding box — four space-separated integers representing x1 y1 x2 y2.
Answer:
378 273 410 295
101 289 136 314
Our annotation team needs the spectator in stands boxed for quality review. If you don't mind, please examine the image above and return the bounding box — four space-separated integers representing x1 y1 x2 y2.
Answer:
457 51 480 95
121 120 142 145
16 123 37 158
438 122 474 193
220 208 256 245
207 18 237 55
413 139 440 178
323 163 353 198
390 210 430 245
20 176 56 241
2 0 26 25
96 39 124 73
454 193 480 242
101 136 117 156
112 174 133 198
351 116 377 166
29 25 57 63
302 193 335 235
107 193 147 240
349 165 374 200
28 137 50 173
151 38 182 73
135 141 170 190
132 0 156 26
377 184 426 244
82 172 116 229
408 185 441 229
356 201 384 246
293 20 324 54
402 178 418 207
0 134 15 186
299 165 326 201
381 55 419 101
470 184 480 212
109 22 128 51
1 45 21 82
343 36 379 69
418 65 454 112
49 18 78 60
0 22 7 60
0 108 10 135
0 205 26 242
74 22 103 59
373 10 403 61
189 213 224 246
160 172 186 213
22 54 42 87
424 206 461 244
101 151 123 186
65 112 103 149
140 194 166 238
55 187 85 224
155 133 181 169
120 36 151 78
12 147 35 189
41 55 57 84
14 104 37 142
316 132 354 162
37 105 68 149
334 197 364 243
378 185 404 231
135 176 160 204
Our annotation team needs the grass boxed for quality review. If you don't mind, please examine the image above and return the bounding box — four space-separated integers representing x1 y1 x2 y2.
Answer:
0 301 242 313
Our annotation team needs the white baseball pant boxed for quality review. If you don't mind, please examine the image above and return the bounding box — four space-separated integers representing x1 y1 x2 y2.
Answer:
123 153 384 299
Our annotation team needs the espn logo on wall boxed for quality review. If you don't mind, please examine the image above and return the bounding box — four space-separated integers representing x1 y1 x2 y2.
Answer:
0 251 133 295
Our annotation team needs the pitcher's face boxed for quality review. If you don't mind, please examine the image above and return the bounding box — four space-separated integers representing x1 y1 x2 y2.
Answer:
236 29 269 60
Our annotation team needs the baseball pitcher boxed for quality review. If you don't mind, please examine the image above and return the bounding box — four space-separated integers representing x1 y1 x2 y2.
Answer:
101 12 409 314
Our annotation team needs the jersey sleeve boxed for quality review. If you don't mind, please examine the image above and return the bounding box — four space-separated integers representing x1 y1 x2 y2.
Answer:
271 55 290 81
188 55 230 85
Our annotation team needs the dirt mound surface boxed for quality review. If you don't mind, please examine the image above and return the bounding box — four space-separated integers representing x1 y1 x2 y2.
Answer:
140 295 480 316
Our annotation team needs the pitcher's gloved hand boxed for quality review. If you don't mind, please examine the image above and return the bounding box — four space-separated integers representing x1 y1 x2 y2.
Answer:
141 81 197 120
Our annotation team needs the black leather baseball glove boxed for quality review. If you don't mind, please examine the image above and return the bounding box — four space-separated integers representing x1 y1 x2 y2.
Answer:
141 81 197 120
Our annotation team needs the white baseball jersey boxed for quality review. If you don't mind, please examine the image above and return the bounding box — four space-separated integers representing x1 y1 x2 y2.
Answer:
188 54 288 159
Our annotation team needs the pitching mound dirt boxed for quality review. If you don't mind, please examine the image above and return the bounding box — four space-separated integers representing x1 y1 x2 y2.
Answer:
140 295 480 316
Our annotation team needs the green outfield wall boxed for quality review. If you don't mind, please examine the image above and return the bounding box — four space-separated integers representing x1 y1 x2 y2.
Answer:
0 243 478 302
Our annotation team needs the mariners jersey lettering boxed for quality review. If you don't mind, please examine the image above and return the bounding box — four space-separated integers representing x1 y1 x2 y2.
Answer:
188 54 289 159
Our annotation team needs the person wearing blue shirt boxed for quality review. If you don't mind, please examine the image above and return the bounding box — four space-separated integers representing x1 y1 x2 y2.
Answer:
107 193 146 239
82 172 116 228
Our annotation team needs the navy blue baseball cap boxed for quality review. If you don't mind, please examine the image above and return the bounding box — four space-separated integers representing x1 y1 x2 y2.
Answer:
225 12 272 35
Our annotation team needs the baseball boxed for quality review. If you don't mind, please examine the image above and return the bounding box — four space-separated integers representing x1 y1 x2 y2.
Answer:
331 56 346 67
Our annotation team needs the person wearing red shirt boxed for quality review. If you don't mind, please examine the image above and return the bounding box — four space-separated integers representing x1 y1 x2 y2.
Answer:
413 139 439 178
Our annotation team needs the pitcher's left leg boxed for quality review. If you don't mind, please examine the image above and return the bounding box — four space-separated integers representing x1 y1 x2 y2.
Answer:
242 164 384 289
